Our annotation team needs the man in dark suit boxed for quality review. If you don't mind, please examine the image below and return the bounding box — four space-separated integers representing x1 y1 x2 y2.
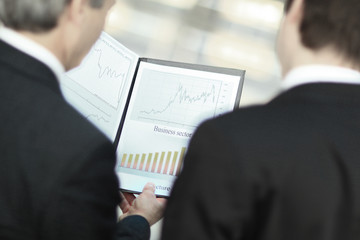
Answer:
0 0 165 239
161 0 360 239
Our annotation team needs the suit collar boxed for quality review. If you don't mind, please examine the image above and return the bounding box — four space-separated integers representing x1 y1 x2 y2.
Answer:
282 65 360 91
0 39 62 95
271 83 360 106
0 27 65 82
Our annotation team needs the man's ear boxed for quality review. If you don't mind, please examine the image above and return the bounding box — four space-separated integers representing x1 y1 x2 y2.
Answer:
65 0 88 26
286 0 304 24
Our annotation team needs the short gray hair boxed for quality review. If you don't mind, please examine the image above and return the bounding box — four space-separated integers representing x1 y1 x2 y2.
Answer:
0 0 104 32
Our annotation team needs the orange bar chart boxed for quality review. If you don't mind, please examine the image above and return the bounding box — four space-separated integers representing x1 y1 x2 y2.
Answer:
119 147 186 176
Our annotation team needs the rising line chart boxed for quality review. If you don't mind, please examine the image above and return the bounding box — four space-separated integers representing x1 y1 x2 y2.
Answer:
131 69 223 127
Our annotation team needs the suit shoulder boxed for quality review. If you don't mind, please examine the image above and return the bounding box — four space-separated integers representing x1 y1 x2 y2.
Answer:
196 103 316 158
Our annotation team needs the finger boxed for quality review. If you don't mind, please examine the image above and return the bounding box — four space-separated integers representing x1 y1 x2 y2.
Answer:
156 197 168 204
119 192 130 213
119 192 136 213
142 182 156 194
123 192 137 204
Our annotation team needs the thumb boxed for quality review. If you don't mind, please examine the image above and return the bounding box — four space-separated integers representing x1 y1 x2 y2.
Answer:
142 182 156 194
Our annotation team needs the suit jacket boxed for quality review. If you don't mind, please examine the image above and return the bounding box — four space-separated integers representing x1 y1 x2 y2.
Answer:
162 83 360 240
0 40 149 240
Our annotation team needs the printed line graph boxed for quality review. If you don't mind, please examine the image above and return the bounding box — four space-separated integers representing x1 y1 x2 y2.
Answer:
86 113 110 123
62 32 139 140
140 83 217 116
131 69 222 127
94 48 125 80
140 83 217 117
66 39 131 109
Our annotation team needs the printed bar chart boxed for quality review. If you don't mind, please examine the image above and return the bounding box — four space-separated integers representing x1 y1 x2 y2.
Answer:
119 147 186 176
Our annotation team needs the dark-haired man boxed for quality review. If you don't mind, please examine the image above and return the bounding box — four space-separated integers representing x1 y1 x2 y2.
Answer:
161 0 360 239
0 0 165 240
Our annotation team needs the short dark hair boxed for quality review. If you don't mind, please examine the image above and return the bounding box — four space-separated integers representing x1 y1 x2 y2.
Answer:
285 0 360 64
0 0 104 33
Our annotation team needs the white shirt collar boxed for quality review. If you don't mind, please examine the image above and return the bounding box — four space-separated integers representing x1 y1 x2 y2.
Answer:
282 65 360 91
0 26 65 81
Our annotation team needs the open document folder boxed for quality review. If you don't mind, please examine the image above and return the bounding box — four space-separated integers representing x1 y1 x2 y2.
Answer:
61 32 245 197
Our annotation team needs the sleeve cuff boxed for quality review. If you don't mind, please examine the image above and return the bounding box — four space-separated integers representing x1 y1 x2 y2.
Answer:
116 215 150 240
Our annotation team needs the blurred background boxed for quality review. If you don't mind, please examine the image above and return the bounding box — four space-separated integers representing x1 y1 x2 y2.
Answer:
106 0 284 239
105 0 285 109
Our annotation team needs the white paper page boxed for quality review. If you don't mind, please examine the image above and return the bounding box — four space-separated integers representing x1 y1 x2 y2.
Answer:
116 61 242 196
60 32 139 140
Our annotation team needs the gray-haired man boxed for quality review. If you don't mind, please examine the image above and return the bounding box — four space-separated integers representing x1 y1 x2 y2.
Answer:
0 0 165 239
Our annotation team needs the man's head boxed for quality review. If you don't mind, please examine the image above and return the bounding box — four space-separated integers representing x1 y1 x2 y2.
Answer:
0 0 104 32
0 0 115 70
277 0 360 75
